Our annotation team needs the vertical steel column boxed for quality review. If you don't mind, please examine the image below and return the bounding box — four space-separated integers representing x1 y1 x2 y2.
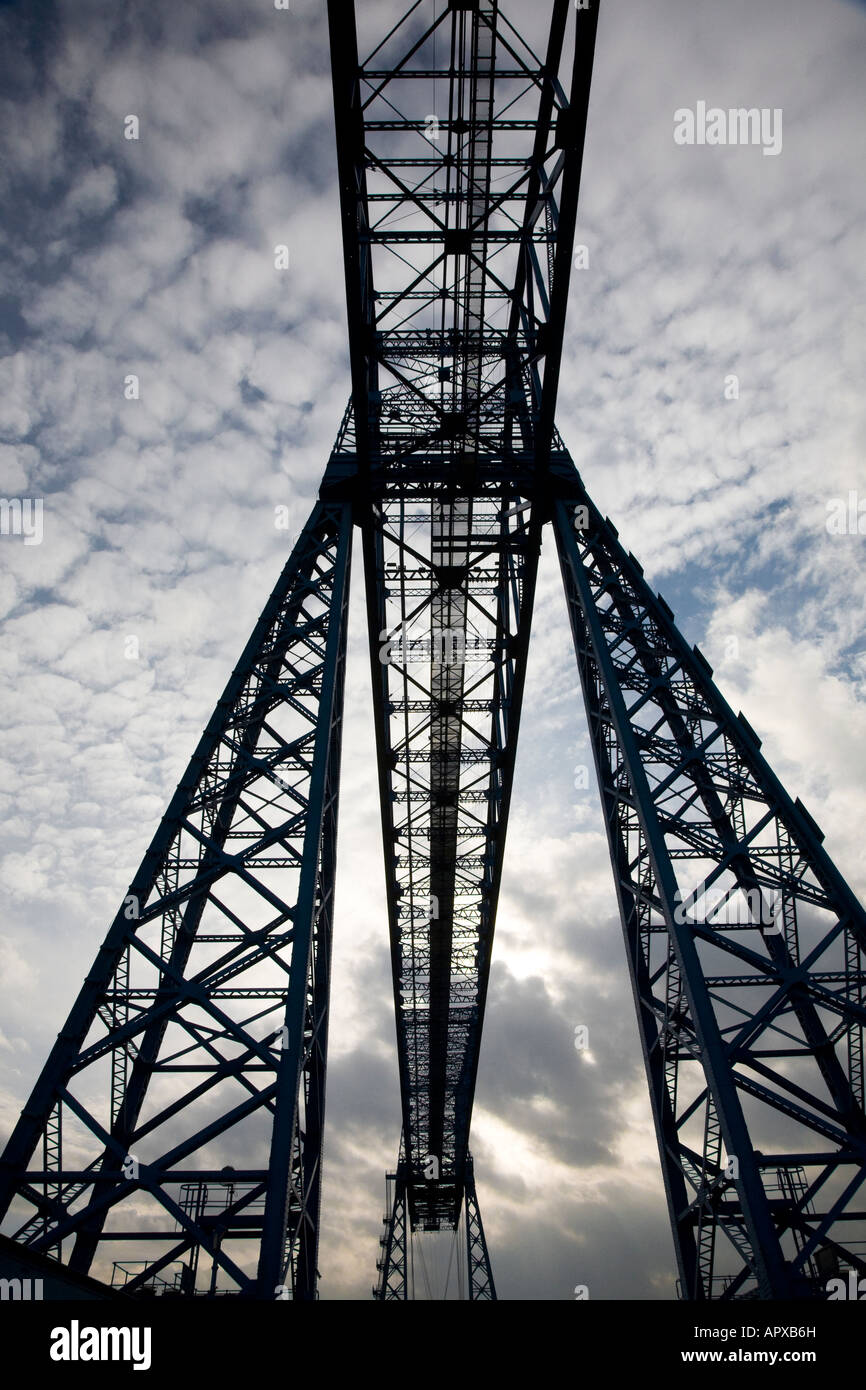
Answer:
257 507 352 1299
375 1157 410 1301
464 1154 496 1300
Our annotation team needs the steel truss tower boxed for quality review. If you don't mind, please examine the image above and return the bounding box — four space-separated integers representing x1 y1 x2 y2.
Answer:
374 1148 495 1300
1 0 865 1301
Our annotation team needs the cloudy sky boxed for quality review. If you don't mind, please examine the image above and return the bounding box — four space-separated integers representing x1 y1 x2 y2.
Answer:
0 0 865 1300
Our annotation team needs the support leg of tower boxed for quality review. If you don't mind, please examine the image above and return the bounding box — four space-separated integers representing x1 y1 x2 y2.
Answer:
0 502 353 1301
374 1155 409 1301
464 1154 496 1300
552 479 866 1299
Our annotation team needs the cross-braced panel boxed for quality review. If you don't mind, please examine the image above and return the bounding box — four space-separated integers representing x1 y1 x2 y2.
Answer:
327 0 600 1235
554 479 866 1299
0 504 352 1300
364 489 538 1225
464 1155 496 1299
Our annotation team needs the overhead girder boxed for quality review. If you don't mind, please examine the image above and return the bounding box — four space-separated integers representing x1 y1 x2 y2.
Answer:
325 0 600 1228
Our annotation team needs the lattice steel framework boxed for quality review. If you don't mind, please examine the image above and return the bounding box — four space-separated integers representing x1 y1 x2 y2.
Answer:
1 0 865 1302
0 507 351 1299
375 1149 495 1300
324 0 600 1233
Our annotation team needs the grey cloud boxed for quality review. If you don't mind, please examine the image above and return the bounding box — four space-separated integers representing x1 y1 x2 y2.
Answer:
1 0 864 1301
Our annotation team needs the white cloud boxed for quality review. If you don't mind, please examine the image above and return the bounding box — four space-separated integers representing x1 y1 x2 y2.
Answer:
0 0 864 1301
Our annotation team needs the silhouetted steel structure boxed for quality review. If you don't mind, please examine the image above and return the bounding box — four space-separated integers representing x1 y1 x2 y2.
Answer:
2 0 865 1302
373 1148 494 1300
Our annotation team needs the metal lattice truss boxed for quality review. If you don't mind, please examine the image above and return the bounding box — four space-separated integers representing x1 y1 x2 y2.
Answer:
325 0 600 1227
325 0 597 493
375 1148 495 1299
464 1155 496 1298
375 1144 409 1301
2 0 865 1302
0 506 351 1298
362 494 533 1224
555 483 866 1298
